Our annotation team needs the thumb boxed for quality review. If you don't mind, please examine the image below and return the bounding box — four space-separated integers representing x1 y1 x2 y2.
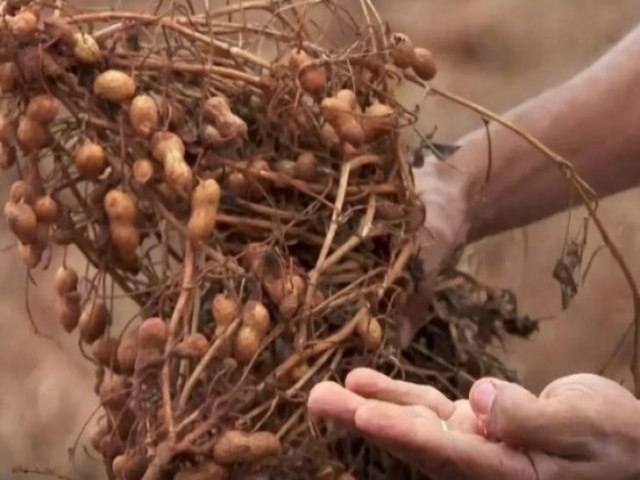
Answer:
469 379 576 455
397 276 435 348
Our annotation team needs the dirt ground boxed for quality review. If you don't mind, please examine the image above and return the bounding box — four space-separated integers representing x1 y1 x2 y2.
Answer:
1 1 640 478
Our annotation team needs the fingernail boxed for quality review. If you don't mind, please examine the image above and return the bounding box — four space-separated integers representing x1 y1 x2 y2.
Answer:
471 381 496 417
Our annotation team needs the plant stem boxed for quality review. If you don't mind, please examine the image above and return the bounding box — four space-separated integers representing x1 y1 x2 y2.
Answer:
162 242 195 440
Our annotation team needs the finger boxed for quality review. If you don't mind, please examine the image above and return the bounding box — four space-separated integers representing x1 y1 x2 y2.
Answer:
541 373 637 403
398 279 434 348
353 401 536 480
398 314 423 349
470 378 594 456
345 368 455 419
307 381 366 429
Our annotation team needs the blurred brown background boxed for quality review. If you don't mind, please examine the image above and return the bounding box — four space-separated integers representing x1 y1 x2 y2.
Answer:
2 1 640 478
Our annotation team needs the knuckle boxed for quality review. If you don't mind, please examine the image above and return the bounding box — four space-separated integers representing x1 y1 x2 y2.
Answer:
560 396 603 426
421 385 440 400
421 385 454 418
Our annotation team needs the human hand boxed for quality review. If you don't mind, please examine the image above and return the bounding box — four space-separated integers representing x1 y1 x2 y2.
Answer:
307 368 640 480
400 144 477 347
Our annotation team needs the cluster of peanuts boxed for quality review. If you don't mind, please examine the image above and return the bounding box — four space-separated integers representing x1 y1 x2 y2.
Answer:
80 289 369 479
50 268 277 479
3 178 58 268
0 3 439 479
44 237 379 479
0 6 437 273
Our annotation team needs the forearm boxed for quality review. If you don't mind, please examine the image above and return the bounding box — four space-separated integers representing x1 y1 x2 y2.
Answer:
441 25 640 241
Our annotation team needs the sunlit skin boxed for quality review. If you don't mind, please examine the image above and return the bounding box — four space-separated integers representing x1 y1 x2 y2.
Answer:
308 369 640 479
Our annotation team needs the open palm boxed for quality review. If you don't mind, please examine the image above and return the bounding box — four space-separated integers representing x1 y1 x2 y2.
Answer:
308 368 537 479
309 368 640 480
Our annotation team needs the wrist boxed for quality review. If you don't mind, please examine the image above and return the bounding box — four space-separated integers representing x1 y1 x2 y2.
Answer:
423 130 493 243
413 141 477 261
